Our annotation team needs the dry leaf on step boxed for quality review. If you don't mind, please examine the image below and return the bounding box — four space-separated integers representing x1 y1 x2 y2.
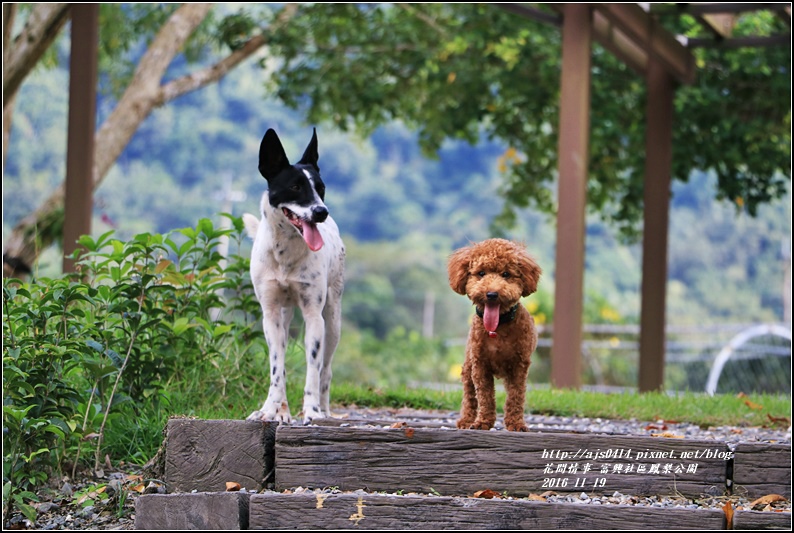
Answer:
473 489 501 499
750 494 788 509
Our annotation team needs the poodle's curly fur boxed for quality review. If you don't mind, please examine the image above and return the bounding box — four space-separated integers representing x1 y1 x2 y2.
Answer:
448 238 542 432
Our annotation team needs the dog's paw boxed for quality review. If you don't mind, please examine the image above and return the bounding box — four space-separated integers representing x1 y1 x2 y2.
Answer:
246 410 268 422
505 422 529 432
301 405 324 425
247 401 292 424
467 420 495 431
246 409 293 424
456 419 475 429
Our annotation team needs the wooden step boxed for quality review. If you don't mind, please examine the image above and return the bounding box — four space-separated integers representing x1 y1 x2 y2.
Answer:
732 442 791 498
134 418 791 530
275 425 729 498
164 418 276 493
247 492 728 530
135 491 792 530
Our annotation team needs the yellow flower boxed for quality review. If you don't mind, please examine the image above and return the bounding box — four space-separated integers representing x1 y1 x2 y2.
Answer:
599 307 621 322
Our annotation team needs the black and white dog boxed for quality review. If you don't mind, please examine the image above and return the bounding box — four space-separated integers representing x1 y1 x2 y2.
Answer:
242 128 345 424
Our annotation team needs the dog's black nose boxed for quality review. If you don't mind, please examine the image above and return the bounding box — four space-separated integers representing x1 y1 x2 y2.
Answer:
486 292 499 301
311 206 329 223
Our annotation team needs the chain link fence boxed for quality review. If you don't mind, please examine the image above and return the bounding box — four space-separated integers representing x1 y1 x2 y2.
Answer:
530 323 791 394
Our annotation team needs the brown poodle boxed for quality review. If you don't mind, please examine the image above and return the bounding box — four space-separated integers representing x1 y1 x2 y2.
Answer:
448 238 542 432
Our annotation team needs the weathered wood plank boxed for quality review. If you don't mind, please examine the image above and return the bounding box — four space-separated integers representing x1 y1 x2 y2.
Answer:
732 443 791 499
135 492 250 530
165 419 276 493
733 510 792 530
248 493 726 530
275 426 729 498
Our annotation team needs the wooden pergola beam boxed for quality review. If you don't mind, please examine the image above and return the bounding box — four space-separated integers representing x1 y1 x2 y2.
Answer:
548 4 696 85
550 3 592 389
650 3 786 16
638 58 675 392
697 13 736 39
62 4 98 273
594 3 696 85
685 34 792 48
591 9 649 77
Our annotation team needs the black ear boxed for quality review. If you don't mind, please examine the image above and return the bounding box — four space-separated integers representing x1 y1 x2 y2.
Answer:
258 129 290 181
298 127 319 171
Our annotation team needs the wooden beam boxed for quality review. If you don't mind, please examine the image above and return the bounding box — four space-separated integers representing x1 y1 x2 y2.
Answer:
595 3 696 85
638 58 675 393
551 3 592 390
650 3 786 16
546 4 695 84
249 493 729 530
684 34 792 48
684 3 786 15
274 426 731 498
697 13 736 39
591 9 648 77
62 4 98 273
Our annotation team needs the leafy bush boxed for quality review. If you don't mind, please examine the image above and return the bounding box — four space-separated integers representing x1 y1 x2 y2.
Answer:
2 216 265 526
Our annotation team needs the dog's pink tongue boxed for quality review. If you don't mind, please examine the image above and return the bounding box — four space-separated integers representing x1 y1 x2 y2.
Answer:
302 221 324 252
483 302 500 333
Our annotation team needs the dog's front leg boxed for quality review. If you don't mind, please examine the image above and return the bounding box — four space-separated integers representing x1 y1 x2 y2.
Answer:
471 364 497 430
248 306 293 423
503 361 530 432
457 357 478 429
320 294 342 417
301 308 326 424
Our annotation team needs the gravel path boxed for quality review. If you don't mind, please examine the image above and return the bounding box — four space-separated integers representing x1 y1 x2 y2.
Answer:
9 409 790 530
328 406 792 446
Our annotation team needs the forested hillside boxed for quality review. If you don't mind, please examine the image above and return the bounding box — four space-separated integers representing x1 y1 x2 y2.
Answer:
3 47 790 348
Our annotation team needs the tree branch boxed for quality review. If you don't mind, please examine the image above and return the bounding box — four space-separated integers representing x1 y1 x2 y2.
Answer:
155 3 302 105
3 3 70 106
396 3 448 37
3 3 302 277
3 3 17 53
157 33 267 105
92 3 215 183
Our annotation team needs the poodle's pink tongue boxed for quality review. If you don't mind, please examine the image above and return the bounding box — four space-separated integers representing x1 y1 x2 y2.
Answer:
302 221 324 252
483 302 500 334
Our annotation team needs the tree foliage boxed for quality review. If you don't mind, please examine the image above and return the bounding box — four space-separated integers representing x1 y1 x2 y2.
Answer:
2 3 298 276
4 4 788 275
263 3 791 239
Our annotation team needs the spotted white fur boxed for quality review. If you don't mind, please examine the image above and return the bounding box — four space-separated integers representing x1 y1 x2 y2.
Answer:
243 130 345 425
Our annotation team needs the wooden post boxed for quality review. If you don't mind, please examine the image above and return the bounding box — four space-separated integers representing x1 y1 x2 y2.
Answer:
638 58 675 392
551 4 592 389
62 4 99 273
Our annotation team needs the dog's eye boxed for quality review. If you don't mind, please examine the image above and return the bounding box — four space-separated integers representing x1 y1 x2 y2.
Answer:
502 272 511 279
477 271 486 277
291 184 301 191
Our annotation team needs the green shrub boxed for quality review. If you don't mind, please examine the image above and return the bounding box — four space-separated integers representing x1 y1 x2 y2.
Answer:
2 216 264 526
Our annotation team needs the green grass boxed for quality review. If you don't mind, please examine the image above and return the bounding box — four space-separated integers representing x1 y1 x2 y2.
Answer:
102 382 789 469
114 370 790 467
330 383 791 429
